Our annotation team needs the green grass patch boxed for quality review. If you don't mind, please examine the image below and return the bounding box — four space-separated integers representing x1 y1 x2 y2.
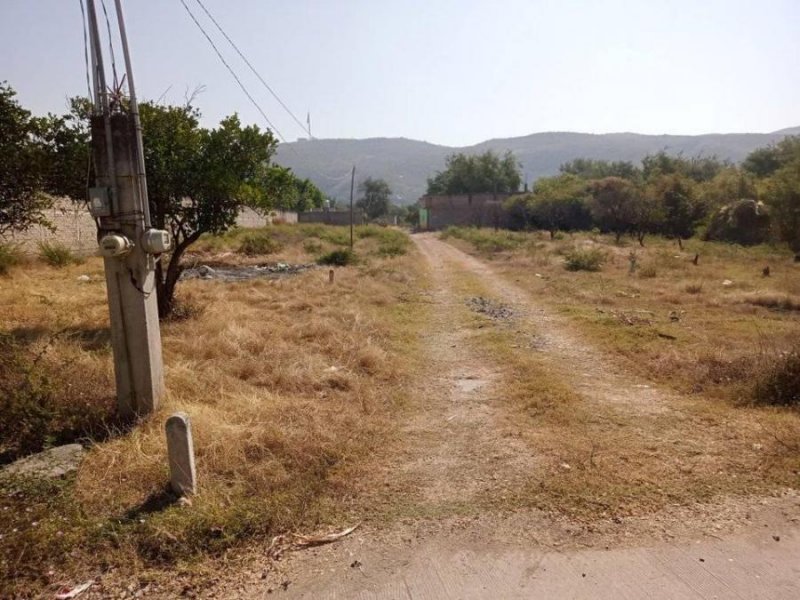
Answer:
37 242 80 268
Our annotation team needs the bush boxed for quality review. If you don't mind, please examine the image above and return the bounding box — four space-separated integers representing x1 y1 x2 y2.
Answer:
317 249 357 266
0 334 114 463
753 349 800 406
0 243 22 275
564 248 606 272
38 242 79 267
238 233 282 256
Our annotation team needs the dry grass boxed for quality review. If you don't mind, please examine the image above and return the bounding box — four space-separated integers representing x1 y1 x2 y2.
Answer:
449 230 800 403
449 268 800 522
0 225 424 596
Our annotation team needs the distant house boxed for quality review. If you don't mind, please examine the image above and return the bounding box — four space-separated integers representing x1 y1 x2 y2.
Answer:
418 193 514 230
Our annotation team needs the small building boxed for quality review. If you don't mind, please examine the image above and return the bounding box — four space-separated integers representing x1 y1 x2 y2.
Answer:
418 193 513 230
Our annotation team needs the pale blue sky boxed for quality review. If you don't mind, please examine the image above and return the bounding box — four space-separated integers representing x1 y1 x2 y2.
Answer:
1 0 798 147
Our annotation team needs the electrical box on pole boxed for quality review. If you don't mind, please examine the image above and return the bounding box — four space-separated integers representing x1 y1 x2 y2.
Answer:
85 0 169 418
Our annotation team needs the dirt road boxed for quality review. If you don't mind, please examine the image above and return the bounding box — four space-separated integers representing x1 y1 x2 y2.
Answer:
249 233 800 599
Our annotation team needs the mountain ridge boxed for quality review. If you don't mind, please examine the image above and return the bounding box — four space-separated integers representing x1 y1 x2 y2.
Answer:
275 127 800 205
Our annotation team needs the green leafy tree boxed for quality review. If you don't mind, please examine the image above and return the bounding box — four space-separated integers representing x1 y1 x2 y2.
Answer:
139 102 278 317
427 150 521 195
642 151 725 183
647 173 703 248
699 167 758 210
32 97 93 202
0 82 52 236
292 177 324 212
357 177 392 220
743 137 800 178
588 177 642 243
525 174 592 238
560 158 640 181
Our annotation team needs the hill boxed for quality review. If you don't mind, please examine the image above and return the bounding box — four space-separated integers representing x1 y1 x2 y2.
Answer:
275 127 800 205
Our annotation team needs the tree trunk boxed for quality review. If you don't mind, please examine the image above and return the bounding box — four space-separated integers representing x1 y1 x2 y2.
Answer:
615 231 622 244
677 237 683 250
156 232 201 319
637 232 646 247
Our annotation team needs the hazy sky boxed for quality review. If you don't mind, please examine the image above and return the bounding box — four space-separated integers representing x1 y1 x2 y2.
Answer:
1 0 798 147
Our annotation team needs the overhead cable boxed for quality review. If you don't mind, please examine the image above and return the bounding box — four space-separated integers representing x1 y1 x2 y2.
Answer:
193 0 312 138
177 0 288 143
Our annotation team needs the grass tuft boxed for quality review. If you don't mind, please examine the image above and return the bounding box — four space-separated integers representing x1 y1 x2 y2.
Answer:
37 242 80 267
564 247 606 272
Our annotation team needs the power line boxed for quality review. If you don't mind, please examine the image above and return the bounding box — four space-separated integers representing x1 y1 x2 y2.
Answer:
99 0 120 89
77 0 93 98
177 0 288 143
192 0 312 138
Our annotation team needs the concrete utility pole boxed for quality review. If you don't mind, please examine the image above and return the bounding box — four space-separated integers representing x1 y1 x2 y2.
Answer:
85 0 170 419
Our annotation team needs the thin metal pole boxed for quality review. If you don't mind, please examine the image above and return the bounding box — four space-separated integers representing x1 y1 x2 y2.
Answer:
113 0 151 227
349 165 355 250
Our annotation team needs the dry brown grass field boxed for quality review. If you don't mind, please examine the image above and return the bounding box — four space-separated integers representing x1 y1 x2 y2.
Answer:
0 225 425 597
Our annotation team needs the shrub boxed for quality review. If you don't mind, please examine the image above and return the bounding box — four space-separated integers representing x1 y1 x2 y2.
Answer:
238 233 282 256
753 349 800 406
38 242 79 267
0 334 114 462
0 243 22 275
317 249 357 266
564 248 606 272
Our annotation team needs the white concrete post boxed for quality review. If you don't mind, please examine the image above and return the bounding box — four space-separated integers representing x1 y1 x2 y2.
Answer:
166 412 196 496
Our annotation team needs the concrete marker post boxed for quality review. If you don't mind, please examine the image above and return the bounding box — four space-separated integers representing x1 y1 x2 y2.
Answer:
165 412 196 496
329 268 335 284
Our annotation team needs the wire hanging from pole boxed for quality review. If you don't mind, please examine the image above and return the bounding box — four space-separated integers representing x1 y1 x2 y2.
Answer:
78 0 93 99
99 0 120 90
192 0 312 138
177 0 288 143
